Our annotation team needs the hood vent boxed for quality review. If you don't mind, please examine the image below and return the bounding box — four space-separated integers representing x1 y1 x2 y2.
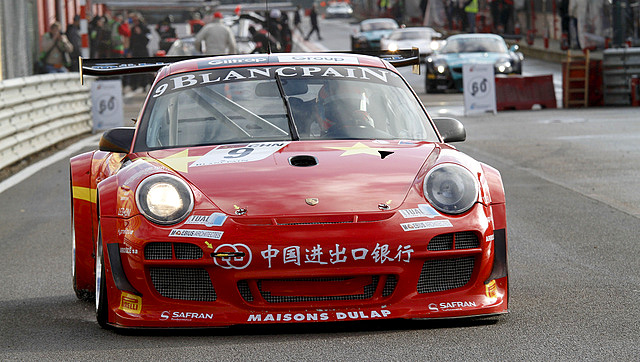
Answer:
289 155 318 167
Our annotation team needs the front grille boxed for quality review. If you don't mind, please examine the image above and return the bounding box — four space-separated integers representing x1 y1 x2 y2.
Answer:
144 242 203 260
427 232 480 251
145 242 172 259
175 243 203 259
149 267 216 301
417 257 475 293
257 276 379 303
237 280 253 302
382 275 397 297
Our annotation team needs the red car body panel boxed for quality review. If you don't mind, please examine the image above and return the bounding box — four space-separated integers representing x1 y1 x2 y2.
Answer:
71 52 508 328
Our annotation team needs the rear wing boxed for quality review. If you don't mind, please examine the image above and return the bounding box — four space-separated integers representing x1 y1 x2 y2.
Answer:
80 48 420 83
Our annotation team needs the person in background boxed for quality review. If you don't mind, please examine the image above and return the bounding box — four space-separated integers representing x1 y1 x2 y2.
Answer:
293 5 303 35
66 15 81 71
195 12 237 55
90 16 111 58
280 12 292 52
464 0 478 32
110 13 130 57
156 15 177 52
128 12 151 91
40 22 73 73
189 12 205 35
249 25 280 53
305 4 322 41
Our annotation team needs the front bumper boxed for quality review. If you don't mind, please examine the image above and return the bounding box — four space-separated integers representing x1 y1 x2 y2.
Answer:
100 203 508 328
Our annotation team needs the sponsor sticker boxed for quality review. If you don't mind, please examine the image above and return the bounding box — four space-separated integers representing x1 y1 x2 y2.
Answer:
169 229 224 239
213 243 253 269
119 245 138 255
160 311 214 321
400 220 453 231
119 292 142 314
428 301 477 312
399 204 441 219
277 55 360 64
247 309 390 322
185 213 228 227
190 142 290 167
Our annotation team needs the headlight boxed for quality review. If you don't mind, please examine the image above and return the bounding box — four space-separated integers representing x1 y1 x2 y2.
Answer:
388 42 399 52
136 174 194 225
423 164 479 215
495 60 512 73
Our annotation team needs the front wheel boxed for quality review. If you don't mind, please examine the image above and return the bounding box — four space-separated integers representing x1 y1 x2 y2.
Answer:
95 224 109 329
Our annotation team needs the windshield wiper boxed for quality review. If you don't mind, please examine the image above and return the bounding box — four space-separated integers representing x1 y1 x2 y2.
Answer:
274 73 300 141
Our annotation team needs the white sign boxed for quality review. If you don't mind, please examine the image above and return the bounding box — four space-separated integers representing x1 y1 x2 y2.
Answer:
91 79 124 132
463 64 497 115
191 142 290 167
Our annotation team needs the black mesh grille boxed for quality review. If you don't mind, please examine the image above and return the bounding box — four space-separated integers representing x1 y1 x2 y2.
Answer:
237 280 253 302
428 234 454 251
454 231 480 249
145 242 172 260
174 243 203 260
258 276 379 303
428 232 480 251
149 267 216 301
417 257 475 294
382 275 397 297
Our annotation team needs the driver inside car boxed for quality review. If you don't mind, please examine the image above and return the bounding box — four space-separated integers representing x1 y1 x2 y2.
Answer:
314 82 375 138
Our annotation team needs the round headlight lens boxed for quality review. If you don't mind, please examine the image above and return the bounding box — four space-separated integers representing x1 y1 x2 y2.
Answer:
423 164 479 214
136 174 193 225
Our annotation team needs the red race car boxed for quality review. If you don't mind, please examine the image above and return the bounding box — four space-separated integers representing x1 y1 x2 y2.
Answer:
71 50 508 329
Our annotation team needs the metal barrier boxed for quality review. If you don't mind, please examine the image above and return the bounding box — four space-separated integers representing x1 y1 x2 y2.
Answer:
0 73 93 170
603 48 640 106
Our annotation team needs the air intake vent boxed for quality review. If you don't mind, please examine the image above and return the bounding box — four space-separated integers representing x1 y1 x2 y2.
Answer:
417 257 475 293
289 155 318 167
150 267 216 301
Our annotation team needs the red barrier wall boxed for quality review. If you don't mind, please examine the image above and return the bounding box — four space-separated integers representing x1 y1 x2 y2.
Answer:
495 74 557 111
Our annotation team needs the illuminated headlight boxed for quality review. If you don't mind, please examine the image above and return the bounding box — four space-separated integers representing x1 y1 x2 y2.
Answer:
388 42 399 52
495 60 512 73
136 174 193 225
430 41 440 51
423 164 479 214
437 65 446 73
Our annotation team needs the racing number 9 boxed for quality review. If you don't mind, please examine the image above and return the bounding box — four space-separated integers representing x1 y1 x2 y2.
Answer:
224 147 253 159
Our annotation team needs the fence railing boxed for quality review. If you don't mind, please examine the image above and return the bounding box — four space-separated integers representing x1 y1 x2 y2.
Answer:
0 73 93 170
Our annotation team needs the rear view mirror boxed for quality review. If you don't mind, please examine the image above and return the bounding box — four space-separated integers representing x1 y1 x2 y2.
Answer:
433 117 466 143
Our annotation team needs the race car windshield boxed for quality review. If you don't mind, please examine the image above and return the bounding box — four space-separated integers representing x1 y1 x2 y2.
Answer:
440 37 507 54
136 65 437 151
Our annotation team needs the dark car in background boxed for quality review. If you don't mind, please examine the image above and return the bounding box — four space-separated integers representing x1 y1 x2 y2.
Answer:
425 33 523 93
351 18 399 51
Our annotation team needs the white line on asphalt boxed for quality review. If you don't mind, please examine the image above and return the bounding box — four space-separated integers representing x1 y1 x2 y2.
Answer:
0 133 102 195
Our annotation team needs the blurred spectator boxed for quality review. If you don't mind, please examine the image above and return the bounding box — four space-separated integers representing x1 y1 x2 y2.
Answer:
195 12 237 55
464 0 478 32
500 0 513 34
249 25 280 53
280 12 292 52
40 22 73 73
156 15 177 52
128 12 151 91
488 0 501 32
90 16 111 58
189 12 205 35
110 13 130 57
66 15 81 71
293 5 303 35
305 5 322 41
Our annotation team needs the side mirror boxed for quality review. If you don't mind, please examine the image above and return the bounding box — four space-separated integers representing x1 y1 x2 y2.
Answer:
433 117 466 143
99 127 136 153
509 44 519 52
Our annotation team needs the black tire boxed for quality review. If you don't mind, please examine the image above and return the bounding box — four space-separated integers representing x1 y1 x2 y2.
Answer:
95 224 109 329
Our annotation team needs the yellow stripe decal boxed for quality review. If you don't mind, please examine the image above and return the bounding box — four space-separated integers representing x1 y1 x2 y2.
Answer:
72 186 97 203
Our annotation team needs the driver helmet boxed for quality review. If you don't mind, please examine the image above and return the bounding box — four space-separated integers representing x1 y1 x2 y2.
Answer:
315 82 371 133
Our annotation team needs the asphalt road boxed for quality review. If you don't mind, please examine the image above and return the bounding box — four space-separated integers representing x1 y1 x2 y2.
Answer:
1 16 639 360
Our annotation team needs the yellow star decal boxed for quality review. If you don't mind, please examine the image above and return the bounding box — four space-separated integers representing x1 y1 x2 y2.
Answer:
326 142 396 157
157 149 200 173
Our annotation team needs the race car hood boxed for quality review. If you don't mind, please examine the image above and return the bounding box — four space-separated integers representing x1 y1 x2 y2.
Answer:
146 140 436 216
